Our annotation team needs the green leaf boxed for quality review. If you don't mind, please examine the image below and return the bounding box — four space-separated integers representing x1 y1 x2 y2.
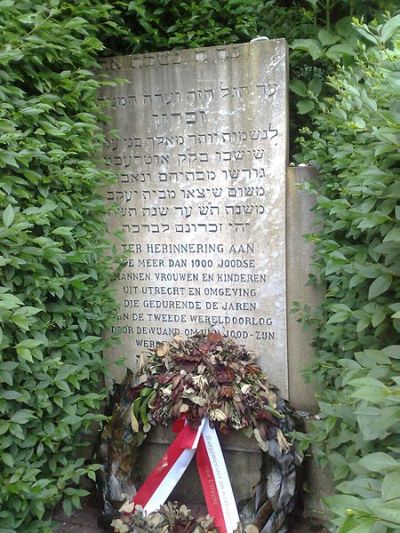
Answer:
338 515 376 533
349 377 386 402
297 99 314 115
55 381 71 393
359 453 398 472
290 79 307 97
382 346 400 359
2 452 14 468
350 385 386 402
0 390 22 400
325 495 366 517
16 346 33 363
381 14 400 43
20 106 46 116
55 364 80 381
383 228 400 242
291 38 322 60
3 204 14 227
16 339 42 349
10 409 35 424
371 308 386 327
354 25 380 45
382 471 400 501
318 29 340 46
0 421 10 435
356 406 399 440
308 77 322 97
368 275 392 300
0 153 19 168
325 44 356 61
328 311 351 324
9 422 25 439
369 505 400 526
62 414 82 425
63 499 72 516
52 226 73 237
348 377 384 388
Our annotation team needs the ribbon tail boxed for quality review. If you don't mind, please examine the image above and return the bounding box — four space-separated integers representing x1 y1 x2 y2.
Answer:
133 423 201 514
196 419 240 533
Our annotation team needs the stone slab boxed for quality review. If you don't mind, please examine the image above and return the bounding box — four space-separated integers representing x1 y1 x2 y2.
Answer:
286 166 323 412
100 40 289 395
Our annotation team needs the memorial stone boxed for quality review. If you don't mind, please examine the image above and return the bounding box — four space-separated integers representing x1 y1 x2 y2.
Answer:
100 40 289 395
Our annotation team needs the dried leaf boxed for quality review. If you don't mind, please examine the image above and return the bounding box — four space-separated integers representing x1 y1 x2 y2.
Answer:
245 526 260 533
131 404 139 433
172 374 182 389
241 384 251 394
207 331 223 344
209 408 227 421
253 428 268 452
157 342 170 357
277 429 291 453
111 518 129 533
215 364 234 384
119 501 135 514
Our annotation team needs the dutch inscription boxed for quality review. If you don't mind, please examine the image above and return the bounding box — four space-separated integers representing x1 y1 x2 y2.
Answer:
101 40 289 395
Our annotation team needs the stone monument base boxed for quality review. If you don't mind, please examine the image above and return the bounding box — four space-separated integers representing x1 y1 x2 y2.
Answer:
139 426 262 505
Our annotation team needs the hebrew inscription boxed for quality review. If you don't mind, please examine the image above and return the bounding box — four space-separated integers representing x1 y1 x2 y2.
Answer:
101 40 289 395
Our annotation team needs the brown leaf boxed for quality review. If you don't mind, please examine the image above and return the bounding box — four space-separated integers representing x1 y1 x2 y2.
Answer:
215 364 234 384
172 374 182 389
198 340 212 354
207 331 223 344
220 385 234 398
255 409 279 425
157 374 172 384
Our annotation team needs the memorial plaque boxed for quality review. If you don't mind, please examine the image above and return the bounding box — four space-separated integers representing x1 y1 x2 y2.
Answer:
100 40 289 395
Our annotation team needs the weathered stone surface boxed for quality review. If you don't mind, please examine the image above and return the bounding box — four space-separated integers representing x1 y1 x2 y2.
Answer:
286 166 322 412
100 40 289 395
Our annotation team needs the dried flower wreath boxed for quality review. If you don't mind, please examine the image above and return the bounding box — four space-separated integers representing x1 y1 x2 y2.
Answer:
99 332 303 533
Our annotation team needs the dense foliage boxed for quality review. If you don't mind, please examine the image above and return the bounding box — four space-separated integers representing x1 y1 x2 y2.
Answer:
105 0 394 54
0 1 120 530
298 17 400 532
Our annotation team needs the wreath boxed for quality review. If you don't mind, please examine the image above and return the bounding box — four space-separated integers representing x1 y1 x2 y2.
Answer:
99 332 303 532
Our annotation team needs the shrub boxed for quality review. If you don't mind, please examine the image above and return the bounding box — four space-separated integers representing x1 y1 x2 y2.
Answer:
298 16 400 532
0 1 120 529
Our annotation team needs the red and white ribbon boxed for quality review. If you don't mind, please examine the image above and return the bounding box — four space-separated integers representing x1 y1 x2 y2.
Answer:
197 420 239 533
131 417 239 533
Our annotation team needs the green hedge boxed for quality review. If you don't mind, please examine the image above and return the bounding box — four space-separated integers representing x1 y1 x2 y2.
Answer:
298 17 400 532
0 2 120 530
